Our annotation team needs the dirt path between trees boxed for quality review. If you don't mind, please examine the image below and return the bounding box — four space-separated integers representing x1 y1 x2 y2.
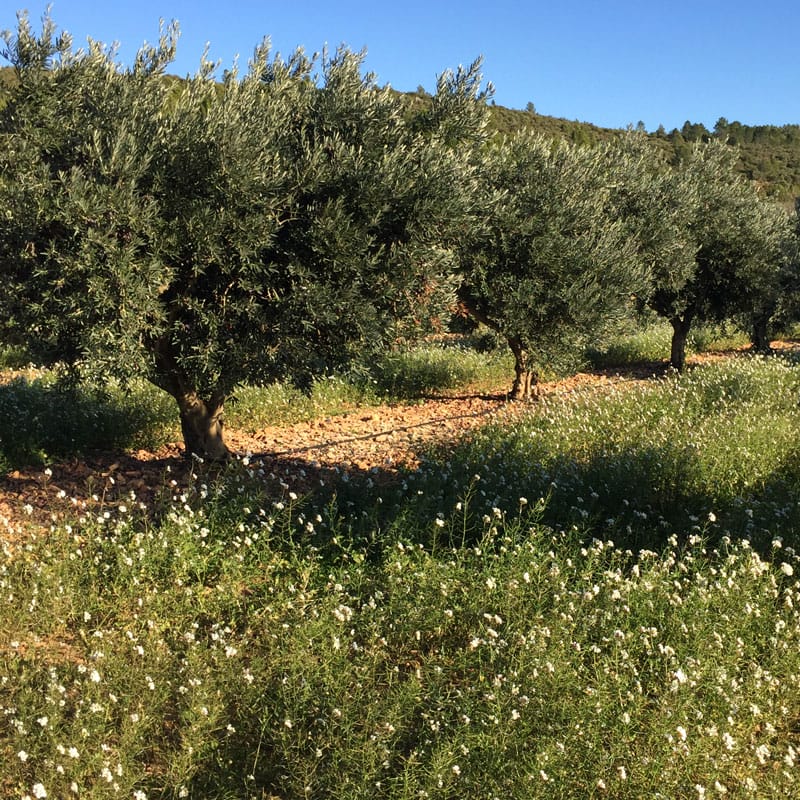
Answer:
0 352 749 540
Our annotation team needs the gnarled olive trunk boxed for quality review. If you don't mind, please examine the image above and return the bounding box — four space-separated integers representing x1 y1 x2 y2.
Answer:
456 288 539 401
175 391 229 462
669 313 694 372
750 314 772 354
151 337 231 461
508 335 538 401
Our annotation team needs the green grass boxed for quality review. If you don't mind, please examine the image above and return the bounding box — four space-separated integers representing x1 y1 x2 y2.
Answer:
0 344 34 370
3 355 800 797
407 352 800 553
225 374 377 430
0 374 176 470
223 345 509 431
367 343 511 399
587 321 751 369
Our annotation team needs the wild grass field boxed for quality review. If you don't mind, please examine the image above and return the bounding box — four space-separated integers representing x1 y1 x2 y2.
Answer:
2 330 800 799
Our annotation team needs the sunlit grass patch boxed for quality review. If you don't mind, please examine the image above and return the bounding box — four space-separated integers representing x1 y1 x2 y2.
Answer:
586 322 674 367
225 342 510 430
587 321 751 369
369 344 511 398
226 374 375 430
225 346 508 432
0 344 33 370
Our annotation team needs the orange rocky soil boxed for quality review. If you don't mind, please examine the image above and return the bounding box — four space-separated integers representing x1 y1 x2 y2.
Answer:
0 364 666 541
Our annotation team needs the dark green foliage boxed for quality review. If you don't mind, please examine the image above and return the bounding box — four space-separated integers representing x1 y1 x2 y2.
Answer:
455 133 645 398
0 13 488 458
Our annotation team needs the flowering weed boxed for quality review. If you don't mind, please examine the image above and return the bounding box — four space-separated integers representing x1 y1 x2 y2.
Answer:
3 355 800 797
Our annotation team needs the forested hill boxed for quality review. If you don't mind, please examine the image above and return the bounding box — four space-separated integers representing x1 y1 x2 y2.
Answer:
2 63 798 201
404 87 800 203
657 119 800 202
497 106 800 203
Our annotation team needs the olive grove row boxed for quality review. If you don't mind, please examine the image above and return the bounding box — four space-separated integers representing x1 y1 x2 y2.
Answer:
1 13 796 459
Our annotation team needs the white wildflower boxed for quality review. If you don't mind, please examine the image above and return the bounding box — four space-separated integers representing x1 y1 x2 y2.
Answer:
722 732 736 750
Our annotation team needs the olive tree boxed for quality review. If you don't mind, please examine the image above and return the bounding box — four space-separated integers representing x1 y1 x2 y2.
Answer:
455 132 644 399
643 142 792 370
737 200 799 352
0 13 488 458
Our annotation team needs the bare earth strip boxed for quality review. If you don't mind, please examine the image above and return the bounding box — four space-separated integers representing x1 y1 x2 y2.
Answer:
0 360 698 540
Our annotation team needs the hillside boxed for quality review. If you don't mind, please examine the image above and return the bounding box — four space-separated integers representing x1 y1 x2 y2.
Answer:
493 104 800 202
406 83 800 202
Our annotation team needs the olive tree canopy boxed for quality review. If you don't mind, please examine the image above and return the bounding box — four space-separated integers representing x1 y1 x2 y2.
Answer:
643 142 793 370
455 132 645 399
0 12 489 458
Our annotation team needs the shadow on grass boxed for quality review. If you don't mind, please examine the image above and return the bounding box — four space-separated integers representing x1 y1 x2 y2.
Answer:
308 433 800 561
0 376 176 470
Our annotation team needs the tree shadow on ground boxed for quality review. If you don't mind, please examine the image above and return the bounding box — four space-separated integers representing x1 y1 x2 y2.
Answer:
328 433 800 561
0 376 175 472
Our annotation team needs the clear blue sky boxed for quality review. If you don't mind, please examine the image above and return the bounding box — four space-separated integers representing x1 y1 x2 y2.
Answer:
3 1 799 132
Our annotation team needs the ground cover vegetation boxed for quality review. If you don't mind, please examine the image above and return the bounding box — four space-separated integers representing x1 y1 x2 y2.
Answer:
5 10 800 799
4 356 800 798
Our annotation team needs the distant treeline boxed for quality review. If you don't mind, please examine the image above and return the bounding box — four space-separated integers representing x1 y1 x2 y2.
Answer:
408 85 800 202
